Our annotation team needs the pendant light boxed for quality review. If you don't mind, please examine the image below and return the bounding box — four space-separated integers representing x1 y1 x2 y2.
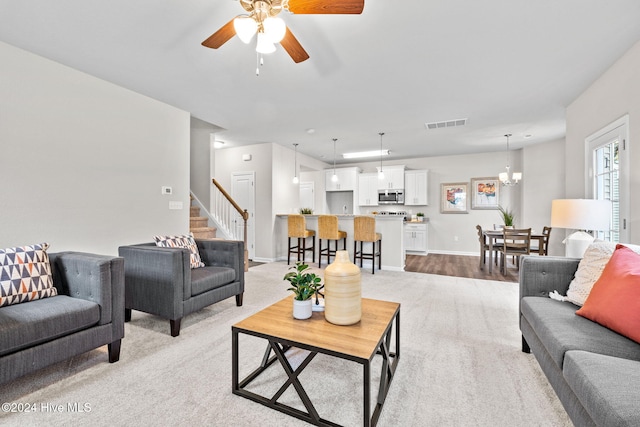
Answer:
378 132 385 180
498 134 522 186
331 138 338 182
292 143 299 184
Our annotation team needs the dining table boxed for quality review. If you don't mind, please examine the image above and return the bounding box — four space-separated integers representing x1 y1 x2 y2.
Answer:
483 229 545 273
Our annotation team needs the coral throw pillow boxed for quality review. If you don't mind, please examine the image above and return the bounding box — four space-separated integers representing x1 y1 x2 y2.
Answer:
576 245 640 343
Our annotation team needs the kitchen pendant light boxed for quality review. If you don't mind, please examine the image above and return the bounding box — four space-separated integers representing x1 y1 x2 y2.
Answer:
378 132 385 180
292 143 299 184
331 138 338 182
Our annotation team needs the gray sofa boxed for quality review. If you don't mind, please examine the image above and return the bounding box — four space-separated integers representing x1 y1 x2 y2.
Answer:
0 252 125 384
519 256 640 426
118 239 244 337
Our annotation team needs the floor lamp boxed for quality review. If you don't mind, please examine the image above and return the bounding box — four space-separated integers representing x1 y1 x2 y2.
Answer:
550 199 612 258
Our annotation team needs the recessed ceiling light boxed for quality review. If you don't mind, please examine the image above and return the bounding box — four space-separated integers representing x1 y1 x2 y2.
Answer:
306 128 315 134
213 140 225 148
524 134 532 138
342 150 390 159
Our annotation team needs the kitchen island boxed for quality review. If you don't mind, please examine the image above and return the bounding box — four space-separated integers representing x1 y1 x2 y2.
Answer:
275 214 405 271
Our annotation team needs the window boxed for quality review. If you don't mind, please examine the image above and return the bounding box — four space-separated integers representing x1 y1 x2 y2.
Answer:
586 116 629 242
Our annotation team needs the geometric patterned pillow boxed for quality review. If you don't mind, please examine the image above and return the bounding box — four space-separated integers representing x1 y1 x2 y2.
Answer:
153 233 204 269
0 242 58 308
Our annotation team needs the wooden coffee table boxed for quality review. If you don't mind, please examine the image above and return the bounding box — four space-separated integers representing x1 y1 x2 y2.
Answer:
232 296 400 427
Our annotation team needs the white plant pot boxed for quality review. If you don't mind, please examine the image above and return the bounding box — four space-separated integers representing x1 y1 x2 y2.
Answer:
293 298 313 320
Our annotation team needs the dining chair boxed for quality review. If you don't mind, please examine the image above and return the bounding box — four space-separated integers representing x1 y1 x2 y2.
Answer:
530 226 552 256
476 225 502 270
500 228 531 274
287 214 316 265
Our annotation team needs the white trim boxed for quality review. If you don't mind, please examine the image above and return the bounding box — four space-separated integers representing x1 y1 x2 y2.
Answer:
585 114 629 242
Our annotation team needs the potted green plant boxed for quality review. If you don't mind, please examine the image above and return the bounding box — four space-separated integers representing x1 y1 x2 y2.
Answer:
299 207 313 215
498 205 514 227
283 261 323 319
416 212 425 222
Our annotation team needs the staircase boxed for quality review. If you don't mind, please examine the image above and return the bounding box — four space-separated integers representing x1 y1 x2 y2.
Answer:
189 198 217 239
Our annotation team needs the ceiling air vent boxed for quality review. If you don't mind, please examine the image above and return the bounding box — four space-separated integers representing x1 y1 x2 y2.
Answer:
425 118 468 130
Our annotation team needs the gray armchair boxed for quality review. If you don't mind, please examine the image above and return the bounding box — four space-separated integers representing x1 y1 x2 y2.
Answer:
118 239 244 337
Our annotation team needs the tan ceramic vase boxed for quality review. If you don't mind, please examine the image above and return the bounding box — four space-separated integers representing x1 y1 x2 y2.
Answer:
324 250 362 325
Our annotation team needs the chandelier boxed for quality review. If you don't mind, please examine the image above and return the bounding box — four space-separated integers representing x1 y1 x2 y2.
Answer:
498 134 522 186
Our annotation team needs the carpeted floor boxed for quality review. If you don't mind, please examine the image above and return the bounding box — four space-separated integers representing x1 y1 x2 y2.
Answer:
0 262 571 427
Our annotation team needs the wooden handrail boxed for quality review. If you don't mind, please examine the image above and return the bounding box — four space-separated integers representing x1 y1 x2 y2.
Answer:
212 179 249 221
212 178 249 272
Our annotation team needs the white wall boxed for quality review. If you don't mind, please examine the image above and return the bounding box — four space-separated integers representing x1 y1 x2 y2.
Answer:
190 117 220 210
566 39 640 244
522 139 566 255
0 42 190 255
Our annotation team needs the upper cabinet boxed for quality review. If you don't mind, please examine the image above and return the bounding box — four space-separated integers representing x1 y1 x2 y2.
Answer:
376 165 405 190
325 167 361 191
404 169 429 205
358 173 379 206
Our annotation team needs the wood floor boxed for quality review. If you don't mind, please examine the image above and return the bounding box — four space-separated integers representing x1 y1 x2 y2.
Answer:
405 253 520 282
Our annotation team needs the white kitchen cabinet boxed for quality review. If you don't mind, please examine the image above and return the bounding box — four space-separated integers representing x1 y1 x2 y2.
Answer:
325 167 360 191
358 173 379 206
404 222 428 252
376 165 405 190
404 169 429 205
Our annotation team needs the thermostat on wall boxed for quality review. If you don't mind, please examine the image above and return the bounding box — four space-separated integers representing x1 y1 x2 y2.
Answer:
242 154 252 161
161 186 172 195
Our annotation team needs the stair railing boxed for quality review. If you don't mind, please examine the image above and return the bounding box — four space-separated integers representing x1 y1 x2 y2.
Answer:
212 178 249 271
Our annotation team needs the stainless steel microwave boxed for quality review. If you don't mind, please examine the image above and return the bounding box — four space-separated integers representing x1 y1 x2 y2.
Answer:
378 190 404 205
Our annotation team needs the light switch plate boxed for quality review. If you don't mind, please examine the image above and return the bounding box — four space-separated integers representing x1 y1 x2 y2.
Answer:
169 201 183 210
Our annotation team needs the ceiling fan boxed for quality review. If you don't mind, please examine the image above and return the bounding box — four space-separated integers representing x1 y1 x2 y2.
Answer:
201 0 365 63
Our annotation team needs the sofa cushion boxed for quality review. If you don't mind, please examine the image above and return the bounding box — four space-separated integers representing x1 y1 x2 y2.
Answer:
566 241 640 306
564 350 640 427
190 266 236 297
521 297 640 369
576 245 640 344
153 234 204 269
0 243 58 307
0 295 100 357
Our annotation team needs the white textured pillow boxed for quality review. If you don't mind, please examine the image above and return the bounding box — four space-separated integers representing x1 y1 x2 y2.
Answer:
566 241 640 306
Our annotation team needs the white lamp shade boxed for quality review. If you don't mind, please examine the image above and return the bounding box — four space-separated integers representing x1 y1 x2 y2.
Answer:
550 199 611 231
233 16 257 44
498 172 508 182
256 32 276 54
331 173 338 182
263 17 286 43
292 176 299 184
512 172 522 181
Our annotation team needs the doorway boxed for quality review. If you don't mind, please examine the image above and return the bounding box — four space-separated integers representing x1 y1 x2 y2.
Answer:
299 181 315 212
231 172 255 260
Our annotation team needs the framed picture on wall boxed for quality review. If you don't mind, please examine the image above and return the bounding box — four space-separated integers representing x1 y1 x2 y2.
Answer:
470 177 500 209
440 182 468 214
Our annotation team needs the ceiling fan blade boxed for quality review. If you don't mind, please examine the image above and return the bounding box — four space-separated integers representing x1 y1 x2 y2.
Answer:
201 19 236 49
287 0 364 14
280 27 310 63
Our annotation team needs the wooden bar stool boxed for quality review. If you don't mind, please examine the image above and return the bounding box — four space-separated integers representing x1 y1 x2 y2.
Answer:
317 215 347 268
287 214 315 265
353 216 382 274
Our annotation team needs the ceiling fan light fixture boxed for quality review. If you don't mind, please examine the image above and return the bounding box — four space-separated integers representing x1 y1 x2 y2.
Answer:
234 15 258 43
256 32 276 54
263 16 286 43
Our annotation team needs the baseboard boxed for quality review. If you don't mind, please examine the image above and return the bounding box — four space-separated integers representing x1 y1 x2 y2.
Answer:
425 250 478 257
